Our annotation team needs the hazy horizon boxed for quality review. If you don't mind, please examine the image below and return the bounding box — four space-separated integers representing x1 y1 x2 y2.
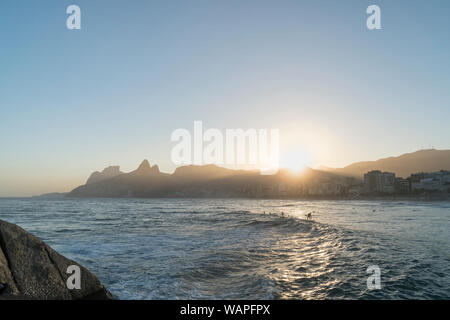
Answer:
2 1 450 196
1 148 448 197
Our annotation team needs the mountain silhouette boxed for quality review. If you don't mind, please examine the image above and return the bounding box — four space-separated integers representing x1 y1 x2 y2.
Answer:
130 160 161 176
318 149 450 178
173 164 257 182
68 149 450 198
69 161 331 198
70 160 173 197
86 166 123 185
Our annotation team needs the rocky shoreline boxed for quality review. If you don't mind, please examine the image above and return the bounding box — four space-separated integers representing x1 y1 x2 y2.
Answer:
0 219 113 300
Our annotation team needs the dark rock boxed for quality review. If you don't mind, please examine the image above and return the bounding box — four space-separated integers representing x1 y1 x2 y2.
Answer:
0 282 7 294
0 219 113 300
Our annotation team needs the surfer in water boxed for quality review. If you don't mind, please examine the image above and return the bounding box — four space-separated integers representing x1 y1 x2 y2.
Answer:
305 212 313 220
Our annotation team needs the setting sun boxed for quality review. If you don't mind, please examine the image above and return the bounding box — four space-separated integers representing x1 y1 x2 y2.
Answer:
280 148 311 173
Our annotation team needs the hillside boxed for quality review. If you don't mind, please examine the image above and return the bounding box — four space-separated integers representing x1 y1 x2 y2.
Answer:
319 149 450 178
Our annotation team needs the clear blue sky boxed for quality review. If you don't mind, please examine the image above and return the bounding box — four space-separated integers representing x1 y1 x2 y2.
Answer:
1 0 450 196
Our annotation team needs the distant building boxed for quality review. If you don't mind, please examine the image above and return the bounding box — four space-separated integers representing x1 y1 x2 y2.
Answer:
364 170 395 193
348 184 364 197
410 170 450 192
252 182 288 197
395 177 410 193
318 181 344 195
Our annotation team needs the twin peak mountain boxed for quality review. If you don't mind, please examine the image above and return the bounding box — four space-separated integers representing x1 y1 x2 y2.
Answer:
72 160 270 198
86 160 160 185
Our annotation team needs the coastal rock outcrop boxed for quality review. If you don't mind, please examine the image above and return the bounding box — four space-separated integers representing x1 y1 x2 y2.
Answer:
0 219 113 300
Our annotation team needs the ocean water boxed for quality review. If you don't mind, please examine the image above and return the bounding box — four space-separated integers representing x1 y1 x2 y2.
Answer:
0 198 449 300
